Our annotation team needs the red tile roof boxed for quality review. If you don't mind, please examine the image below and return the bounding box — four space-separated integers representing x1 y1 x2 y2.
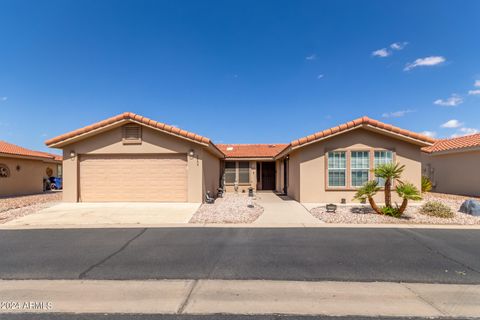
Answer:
291 116 435 148
217 144 289 158
0 141 62 161
422 133 480 153
45 112 212 147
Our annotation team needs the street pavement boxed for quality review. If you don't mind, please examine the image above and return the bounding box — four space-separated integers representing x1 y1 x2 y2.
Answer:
0 227 479 283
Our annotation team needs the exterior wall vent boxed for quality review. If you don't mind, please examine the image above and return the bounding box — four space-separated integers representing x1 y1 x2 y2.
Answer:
122 125 142 144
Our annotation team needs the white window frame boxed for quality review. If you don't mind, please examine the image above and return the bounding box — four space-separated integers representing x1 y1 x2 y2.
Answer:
327 151 347 188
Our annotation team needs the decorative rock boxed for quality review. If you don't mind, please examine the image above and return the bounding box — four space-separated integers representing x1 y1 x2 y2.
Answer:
459 199 480 216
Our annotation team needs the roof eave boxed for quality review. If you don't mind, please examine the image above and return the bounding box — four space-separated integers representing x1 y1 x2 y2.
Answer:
423 145 480 156
46 118 213 149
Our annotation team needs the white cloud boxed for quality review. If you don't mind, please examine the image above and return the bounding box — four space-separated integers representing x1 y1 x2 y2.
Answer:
381 109 414 118
404 56 446 71
372 48 390 58
390 42 408 50
441 119 463 128
0 97 7 101
420 131 437 138
434 94 463 107
468 89 480 95
317 74 324 79
474 80 480 87
451 127 479 138
305 54 316 60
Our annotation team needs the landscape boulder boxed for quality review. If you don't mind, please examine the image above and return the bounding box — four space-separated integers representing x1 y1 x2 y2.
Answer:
459 199 480 216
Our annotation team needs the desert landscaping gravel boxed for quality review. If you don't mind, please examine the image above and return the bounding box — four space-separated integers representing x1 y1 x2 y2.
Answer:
190 193 263 223
310 192 480 225
0 192 62 224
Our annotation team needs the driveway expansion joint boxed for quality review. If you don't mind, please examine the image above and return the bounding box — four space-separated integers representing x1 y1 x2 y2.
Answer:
78 228 148 279
177 279 198 314
400 283 447 316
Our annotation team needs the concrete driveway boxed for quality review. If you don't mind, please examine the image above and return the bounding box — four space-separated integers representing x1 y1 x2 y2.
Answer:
3 202 200 228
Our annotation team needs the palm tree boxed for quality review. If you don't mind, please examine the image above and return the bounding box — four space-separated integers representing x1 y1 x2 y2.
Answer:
396 182 422 214
354 180 382 214
374 163 405 207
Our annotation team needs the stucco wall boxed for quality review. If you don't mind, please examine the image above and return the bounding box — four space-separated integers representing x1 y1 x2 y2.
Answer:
287 128 423 203
0 156 58 196
201 148 221 197
422 151 480 197
59 124 219 202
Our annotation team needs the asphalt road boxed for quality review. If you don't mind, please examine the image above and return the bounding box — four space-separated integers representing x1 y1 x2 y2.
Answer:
0 227 479 283
0 315 474 320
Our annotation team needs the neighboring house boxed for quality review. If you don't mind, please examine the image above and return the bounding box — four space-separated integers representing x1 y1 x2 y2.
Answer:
0 141 62 197
46 113 434 203
422 133 480 197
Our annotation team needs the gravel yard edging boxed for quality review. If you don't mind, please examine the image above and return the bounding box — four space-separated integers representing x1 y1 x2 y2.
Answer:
0 192 62 224
310 193 480 225
190 193 264 224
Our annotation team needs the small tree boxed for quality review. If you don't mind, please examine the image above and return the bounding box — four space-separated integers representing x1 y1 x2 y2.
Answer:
396 182 422 214
421 176 432 193
354 162 422 217
354 180 381 214
374 163 405 207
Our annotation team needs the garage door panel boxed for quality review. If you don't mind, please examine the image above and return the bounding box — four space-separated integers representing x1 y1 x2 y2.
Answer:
79 154 187 202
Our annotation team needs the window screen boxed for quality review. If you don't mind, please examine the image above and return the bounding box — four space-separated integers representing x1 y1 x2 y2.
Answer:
238 161 250 184
351 151 369 187
224 162 236 184
327 151 346 187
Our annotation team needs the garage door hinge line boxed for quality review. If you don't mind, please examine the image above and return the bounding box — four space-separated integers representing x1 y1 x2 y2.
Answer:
78 228 148 279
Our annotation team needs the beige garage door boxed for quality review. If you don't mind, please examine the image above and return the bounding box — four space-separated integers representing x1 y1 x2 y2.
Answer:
79 154 187 202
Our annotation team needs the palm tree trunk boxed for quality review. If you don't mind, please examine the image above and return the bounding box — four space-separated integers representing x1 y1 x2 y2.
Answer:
384 179 391 208
399 198 408 214
368 196 382 214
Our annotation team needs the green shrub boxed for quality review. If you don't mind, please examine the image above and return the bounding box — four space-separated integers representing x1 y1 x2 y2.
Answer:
420 201 454 218
380 206 402 218
421 176 432 193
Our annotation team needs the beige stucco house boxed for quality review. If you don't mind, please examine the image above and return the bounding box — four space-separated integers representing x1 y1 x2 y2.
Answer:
46 113 434 203
422 133 480 197
0 141 62 197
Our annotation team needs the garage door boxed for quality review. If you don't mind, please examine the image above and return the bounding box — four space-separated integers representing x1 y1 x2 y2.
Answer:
79 154 187 202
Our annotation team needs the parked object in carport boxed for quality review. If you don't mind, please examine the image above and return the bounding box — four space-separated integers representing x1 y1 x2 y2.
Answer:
48 177 63 190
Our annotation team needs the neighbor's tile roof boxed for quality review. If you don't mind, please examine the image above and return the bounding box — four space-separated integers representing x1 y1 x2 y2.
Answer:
422 133 480 153
45 112 212 146
0 141 62 161
217 144 289 158
291 116 436 148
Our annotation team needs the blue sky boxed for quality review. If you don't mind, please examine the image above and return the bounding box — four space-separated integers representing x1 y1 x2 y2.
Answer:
1 0 479 153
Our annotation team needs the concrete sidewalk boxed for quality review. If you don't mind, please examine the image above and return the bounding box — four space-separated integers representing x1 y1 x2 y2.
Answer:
0 279 479 317
254 192 322 225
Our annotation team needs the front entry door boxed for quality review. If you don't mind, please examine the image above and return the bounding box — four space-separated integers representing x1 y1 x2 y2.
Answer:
261 162 276 190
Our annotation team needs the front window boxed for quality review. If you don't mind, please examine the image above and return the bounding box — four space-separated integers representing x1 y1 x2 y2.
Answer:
224 161 250 184
351 151 369 187
374 150 393 185
238 161 250 184
224 162 236 184
327 151 346 187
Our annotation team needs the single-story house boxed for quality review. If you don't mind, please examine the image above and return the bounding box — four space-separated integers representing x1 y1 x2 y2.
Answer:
0 141 62 197
46 113 434 203
422 133 480 197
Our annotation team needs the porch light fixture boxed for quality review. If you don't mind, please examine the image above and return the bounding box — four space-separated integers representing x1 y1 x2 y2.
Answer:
70 150 76 158
188 149 195 157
